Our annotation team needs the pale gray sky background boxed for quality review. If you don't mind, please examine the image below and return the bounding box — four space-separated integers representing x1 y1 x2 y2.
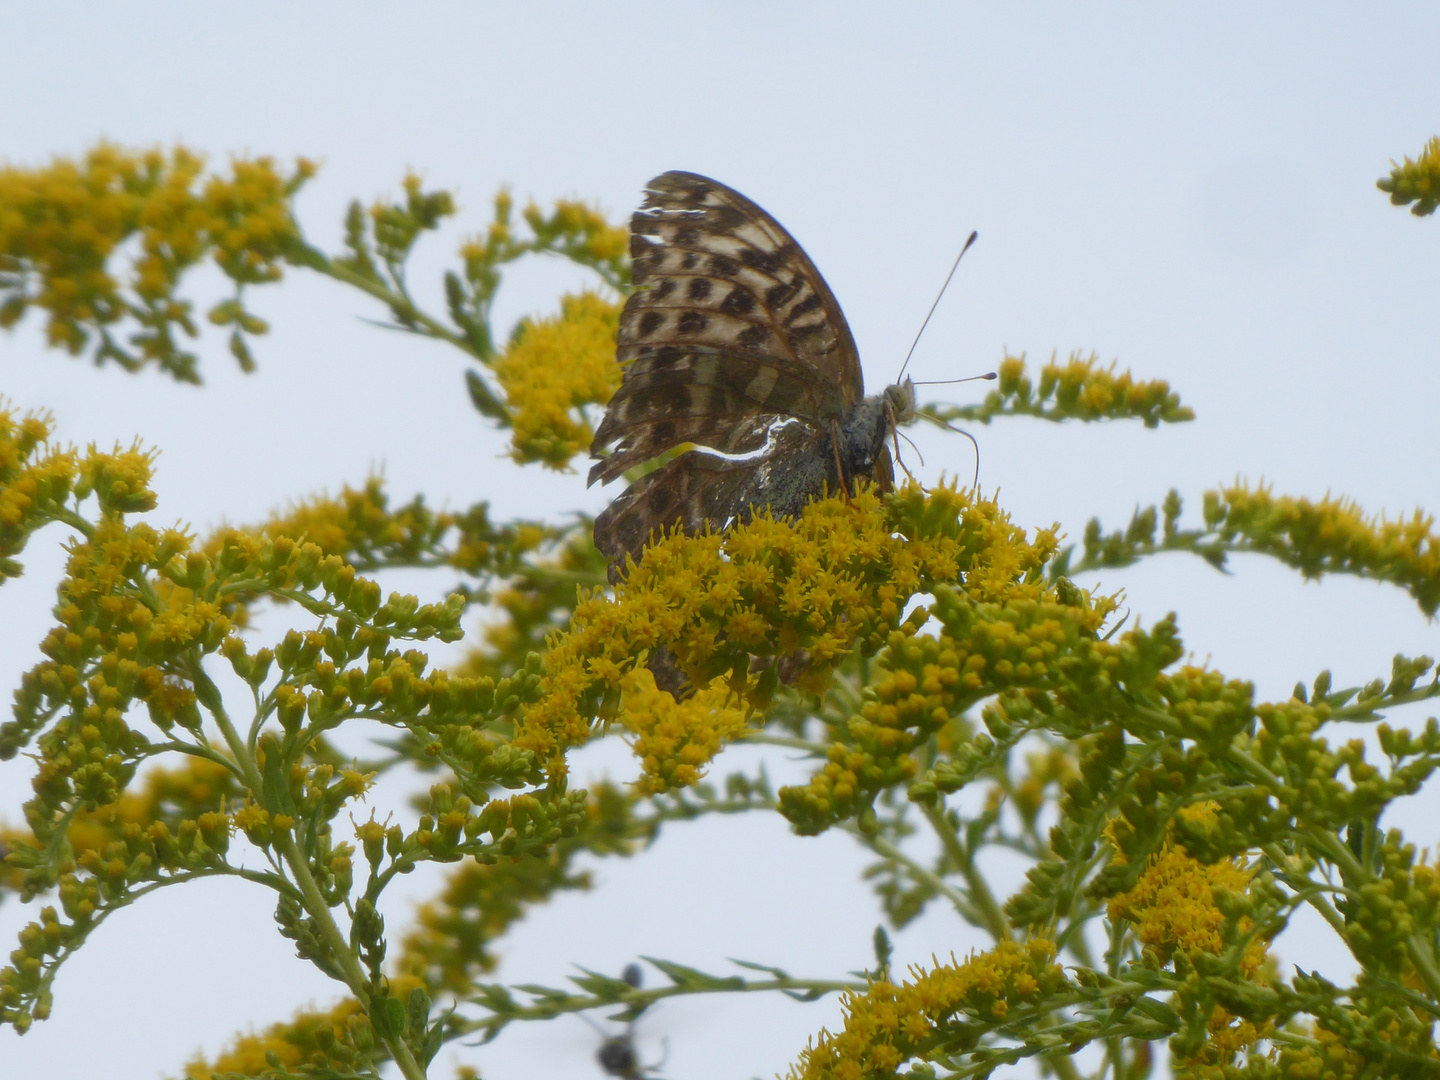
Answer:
2 6 1438 1079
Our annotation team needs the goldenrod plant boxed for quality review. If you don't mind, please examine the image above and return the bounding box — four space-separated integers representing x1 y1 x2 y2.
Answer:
2 143 1439 1079
1379 136 1440 218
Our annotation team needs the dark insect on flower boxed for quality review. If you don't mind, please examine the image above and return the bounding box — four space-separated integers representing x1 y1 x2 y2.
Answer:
589 171 919 581
587 963 667 1079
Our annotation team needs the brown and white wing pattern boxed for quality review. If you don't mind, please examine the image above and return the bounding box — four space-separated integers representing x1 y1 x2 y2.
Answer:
592 424 836 578
589 171 864 487
591 172 877 575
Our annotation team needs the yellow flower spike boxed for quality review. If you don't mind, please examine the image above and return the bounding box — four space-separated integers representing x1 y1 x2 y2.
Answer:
1378 135 1440 216
1107 801 1269 985
493 291 622 468
619 667 749 795
1209 481 1440 615
785 940 1069 1080
0 142 311 381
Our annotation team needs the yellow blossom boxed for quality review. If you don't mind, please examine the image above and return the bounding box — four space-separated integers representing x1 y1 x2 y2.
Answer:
619 667 749 794
519 482 1069 791
0 142 311 381
786 939 1068 1080
493 291 621 468
1108 802 1264 968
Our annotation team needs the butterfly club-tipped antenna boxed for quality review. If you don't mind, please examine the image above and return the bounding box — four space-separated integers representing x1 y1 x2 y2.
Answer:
895 229 979 386
881 232 992 486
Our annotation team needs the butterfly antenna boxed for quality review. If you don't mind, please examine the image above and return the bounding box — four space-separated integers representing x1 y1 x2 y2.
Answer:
917 411 982 489
896 230 978 384
912 372 998 386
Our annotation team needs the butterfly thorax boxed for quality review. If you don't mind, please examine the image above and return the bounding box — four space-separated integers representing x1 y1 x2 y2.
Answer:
836 377 915 479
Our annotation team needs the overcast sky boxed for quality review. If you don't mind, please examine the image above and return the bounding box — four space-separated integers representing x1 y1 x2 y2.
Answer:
3 6 1439 1079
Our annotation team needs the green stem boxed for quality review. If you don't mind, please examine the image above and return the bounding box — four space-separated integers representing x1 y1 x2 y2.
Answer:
53 507 95 538
193 664 430 1080
854 828 976 919
920 802 1012 942
299 245 507 419
459 976 866 1044
742 732 829 754
1261 843 1349 940
149 738 246 781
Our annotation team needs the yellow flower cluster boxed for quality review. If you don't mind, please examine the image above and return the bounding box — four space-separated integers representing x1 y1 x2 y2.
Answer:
179 985 423 1079
970 351 1194 427
0 142 313 379
0 757 242 906
520 483 1048 788
493 291 621 468
1108 803 1265 967
395 785 633 996
1108 802 1271 1068
523 198 631 266
222 477 457 563
0 403 76 580
787 939 1068 1080
618 667 749 794
1378 135 1440 216
1269 1016 1440 1079
1208 482 1440 615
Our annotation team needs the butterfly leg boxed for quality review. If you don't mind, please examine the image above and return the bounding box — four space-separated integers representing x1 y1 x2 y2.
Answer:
885 400 918 484
829 419 852 502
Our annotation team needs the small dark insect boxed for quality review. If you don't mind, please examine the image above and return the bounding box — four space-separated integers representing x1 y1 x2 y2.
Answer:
589 171 923 582
586 963 667 1079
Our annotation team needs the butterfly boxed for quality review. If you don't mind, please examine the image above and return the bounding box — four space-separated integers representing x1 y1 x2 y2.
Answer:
588 171 918 578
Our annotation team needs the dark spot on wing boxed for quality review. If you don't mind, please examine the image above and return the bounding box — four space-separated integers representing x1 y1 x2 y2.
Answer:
657 384 693 412
652 279 676 301
709 205 746 230
721 287 755 315
682 253 698 270
652 346 683 368
766 282 798 308
743 247 788 274
738 325 771 349
674 226 700 245
638 311 664 336
789 293 822 318
688 278 713 300
651 486 678 519
677 311 709 334
709 254 739 276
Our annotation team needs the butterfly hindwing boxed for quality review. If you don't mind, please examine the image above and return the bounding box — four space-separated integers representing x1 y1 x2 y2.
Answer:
592 421 837 578
588 347 841 486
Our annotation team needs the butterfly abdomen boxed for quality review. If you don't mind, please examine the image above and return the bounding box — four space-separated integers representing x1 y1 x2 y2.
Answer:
836 395 893 480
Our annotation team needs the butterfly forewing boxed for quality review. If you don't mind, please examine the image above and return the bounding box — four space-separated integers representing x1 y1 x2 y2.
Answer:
590 173 863 480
